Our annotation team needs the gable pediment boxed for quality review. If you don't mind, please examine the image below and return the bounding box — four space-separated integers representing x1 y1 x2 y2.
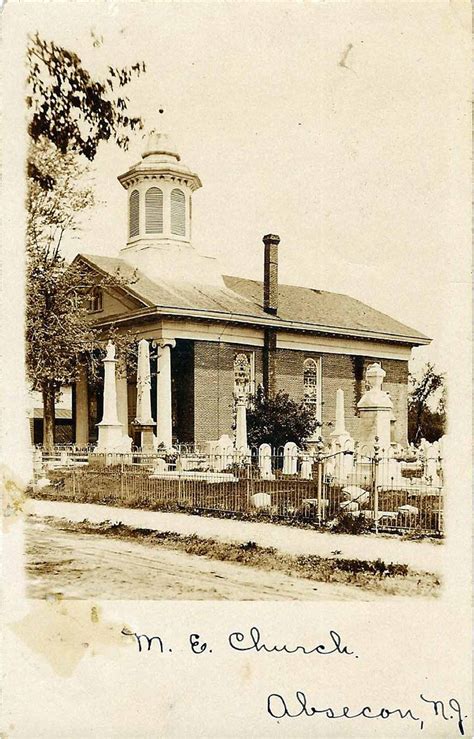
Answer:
71 254 149 321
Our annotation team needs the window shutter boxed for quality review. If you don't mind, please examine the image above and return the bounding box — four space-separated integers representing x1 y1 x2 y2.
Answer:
170 188 186 236
145 187 163 233
129 190 139 238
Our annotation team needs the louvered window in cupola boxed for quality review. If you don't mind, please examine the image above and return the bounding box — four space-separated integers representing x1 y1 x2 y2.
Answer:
129 190 140 238
170 188 186 236
145 187 164 233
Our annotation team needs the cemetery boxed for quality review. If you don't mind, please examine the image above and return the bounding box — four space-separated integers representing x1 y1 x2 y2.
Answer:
32 342 444 537
28 128 443 539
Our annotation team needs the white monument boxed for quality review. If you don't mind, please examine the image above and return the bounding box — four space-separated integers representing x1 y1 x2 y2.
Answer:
213 434 234 471
300 454 313 480
134 339 156 452
234 393 249 454
330 389 351 445
96 342 132 452
330 388 354 480
424 439 442 487
357 363 393 451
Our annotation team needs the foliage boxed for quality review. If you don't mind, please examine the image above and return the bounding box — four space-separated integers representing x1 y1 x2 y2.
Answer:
26 33 146 447
27 32 145 162
27 137 94 255
26 139 136 383
327 512 373 536
246 386 320 448
408 363 446 444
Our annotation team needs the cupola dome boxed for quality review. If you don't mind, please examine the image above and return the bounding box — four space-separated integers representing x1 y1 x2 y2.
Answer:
118 129 202 253
117 128 224 287
142 131 180 161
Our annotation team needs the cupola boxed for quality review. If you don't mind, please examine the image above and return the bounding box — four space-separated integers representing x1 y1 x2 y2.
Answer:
117 128 225 288
118 129 202 252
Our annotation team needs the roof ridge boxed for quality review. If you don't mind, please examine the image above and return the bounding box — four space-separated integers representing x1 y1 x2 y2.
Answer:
223 273 328 293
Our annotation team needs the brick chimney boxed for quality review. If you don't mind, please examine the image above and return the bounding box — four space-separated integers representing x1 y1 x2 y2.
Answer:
262 234 280 398
263 234 280 315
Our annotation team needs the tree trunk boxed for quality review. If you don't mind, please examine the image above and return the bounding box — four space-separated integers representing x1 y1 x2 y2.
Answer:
414 402 423 445
42 381 56 451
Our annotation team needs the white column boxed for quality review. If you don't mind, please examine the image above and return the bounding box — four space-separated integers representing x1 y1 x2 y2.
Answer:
75 363 89 446
136 339 154 424
156 339 176 448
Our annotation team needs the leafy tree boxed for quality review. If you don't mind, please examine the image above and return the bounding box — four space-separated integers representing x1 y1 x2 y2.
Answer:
26 34 145 449
27 137 95 255
408 363 446 444
27 32 145 161
246 386 320 449
27 139 136 449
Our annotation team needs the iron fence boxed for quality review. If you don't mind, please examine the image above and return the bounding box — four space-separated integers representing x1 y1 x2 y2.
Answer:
32 447 444 536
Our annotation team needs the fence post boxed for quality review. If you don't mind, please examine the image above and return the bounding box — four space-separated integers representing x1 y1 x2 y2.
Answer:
72 469 76 499
373 437 380 534
315 437 325 525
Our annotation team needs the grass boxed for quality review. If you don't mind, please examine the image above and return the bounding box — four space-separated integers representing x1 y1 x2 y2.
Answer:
39 515 441 598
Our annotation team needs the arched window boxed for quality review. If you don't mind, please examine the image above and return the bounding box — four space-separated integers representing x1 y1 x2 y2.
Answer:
234 353 255 400
86 286 103 313
145 187 163 233
129 190 139 238
170 188 186 236
303 358 319 405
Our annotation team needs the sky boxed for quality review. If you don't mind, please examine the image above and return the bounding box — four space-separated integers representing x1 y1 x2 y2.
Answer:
13 1 472 374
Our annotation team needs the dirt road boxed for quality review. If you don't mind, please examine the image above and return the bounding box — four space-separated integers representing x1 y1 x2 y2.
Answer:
25 517 373 600
29 499 443 574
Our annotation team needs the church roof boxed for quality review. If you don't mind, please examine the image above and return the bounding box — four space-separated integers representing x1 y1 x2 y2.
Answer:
77 254 430 346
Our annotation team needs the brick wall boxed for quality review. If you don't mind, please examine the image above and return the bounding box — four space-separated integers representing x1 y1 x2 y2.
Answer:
191 342 409 446
193 341 263 443
274 348 314 400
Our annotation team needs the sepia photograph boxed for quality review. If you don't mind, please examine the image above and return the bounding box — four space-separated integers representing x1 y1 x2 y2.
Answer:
1 1 471 737
22 6 448 603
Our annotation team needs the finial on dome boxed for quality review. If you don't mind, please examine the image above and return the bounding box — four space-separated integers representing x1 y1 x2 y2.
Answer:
142 110 180 161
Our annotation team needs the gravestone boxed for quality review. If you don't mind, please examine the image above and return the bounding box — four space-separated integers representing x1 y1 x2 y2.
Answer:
282 442 298 475
258 443 274 480
300 454 313 480
251 492 272 509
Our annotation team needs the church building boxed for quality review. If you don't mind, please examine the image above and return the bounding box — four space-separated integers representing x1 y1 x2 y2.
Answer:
72 130 430 450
